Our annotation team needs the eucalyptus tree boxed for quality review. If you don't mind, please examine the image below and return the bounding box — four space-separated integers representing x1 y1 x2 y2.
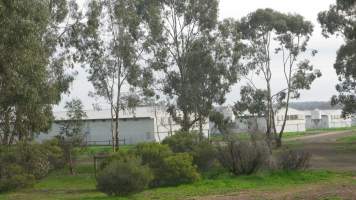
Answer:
143 1 242 133
58 99 87 175
238 9 322 146
0 0 81 145
77 0 154 151
318 0 356 116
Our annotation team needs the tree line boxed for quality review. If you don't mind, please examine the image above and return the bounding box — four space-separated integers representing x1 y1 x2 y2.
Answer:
0 0 355 149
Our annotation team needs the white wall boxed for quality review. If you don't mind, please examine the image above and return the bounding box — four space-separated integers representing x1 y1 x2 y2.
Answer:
305 109 352 129
36 118 155 145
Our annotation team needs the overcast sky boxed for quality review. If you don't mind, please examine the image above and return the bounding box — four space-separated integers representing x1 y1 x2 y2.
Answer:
54 0 343 111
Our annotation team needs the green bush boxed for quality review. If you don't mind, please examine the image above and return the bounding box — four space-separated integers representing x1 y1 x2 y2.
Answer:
96 158 153 196
16 142 51 179
162 132 198 153
134 143 172 187
0 164 35 192
162 132 217 171
0 148 36 192
99 150 136 171
134 143 172 168
41 138 65 170
159 153 200 186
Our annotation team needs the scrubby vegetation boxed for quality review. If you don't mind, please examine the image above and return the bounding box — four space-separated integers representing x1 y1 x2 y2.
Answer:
96 158 153 196
0 141 65 192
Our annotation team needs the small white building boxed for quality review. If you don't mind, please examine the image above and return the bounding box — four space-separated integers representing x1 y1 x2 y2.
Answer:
229 107 306 133
274 108 306 132
305 109 352 129
36 106 209 145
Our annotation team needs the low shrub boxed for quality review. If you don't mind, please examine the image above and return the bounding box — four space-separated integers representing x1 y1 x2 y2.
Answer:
217 140 270 175
134 143 172 187
0 164 35 192
99 150 136 171
159 153 200 186
16 142 51 179
41 138 65 170
134 143 172 168
277 149 311 171
162 132 217 171
0 147 37 192
96 158 153 196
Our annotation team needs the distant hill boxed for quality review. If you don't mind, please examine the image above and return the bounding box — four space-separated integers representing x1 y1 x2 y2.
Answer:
289 101 342 111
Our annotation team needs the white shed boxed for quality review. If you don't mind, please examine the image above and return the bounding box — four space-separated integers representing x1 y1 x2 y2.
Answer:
227 107 306 134
36 106 210 145
274 108 306 132
305 109 352 129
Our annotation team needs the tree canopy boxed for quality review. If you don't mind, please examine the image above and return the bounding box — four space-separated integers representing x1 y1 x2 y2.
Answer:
0 0 80 145
142 0 242 132
318 0 356 116
236 8 321 146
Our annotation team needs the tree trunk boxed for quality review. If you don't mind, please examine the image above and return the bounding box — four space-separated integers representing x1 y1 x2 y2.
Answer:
199 115 203 141
115 110 120 151
154 106 161 142
110 107 116 152
68 150 75 175
181 111 190 132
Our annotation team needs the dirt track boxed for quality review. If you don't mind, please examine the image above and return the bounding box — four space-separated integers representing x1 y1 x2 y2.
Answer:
285 130 356 143
285 130 356 171
196 184 356 200
198 130 356 200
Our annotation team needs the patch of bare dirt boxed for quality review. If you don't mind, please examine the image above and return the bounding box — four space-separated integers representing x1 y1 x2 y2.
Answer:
195 183 356 200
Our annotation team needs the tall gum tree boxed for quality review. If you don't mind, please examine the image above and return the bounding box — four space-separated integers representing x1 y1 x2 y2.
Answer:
0 0 82 145
141 0 242 133
237 9 322 147
318 0 356 116
76 0 154 151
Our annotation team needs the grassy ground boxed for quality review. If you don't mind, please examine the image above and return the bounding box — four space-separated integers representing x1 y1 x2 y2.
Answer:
0 167 351 200
2 129 356 200
1 143 354 200
336 134 356 143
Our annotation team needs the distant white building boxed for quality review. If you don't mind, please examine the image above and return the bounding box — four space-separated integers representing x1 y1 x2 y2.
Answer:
305 109 352 129
36 106 209 145
274 108 306 132
228 107 306 134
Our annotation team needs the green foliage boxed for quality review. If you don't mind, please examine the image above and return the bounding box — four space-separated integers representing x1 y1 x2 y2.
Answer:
57 99 87 175
142 0 241 131
0 164 35 193
96 159 153 196
0 141 63 192
0 0 80 145
318 1 356 116
234 86 268 117
162 132 199 153
99 150 137 171
162 132 217 171
236 8 321 144
41 139 66 170
158 153 200 186
133 143 173 187
134 142 172 169
78 0 155 149
15 142 51 179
